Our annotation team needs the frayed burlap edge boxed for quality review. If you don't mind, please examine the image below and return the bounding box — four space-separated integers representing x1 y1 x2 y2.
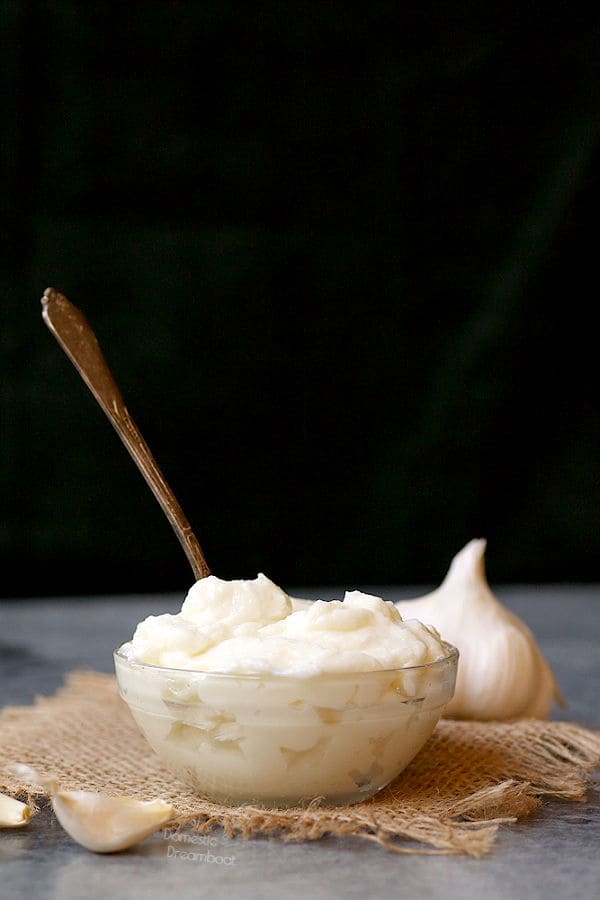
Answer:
1 671 599 857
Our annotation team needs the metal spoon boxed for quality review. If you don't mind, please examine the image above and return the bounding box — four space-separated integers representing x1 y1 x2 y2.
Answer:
41 287 210 581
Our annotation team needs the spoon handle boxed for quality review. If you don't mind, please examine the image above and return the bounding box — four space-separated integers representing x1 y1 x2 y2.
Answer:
41 287 210 581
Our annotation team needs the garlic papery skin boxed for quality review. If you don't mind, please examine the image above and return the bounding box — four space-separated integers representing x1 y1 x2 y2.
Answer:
396 539 562 721
51 792 174 853
0 793 31 828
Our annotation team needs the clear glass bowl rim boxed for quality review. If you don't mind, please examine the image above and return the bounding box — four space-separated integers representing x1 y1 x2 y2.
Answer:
114 640 459 683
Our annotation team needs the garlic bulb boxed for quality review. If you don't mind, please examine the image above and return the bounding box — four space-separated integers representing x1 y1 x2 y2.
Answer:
52 792 174 853
396 539 563 720
0 793 31 828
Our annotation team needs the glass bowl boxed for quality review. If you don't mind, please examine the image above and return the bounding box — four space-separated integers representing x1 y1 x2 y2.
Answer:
114 643 458 808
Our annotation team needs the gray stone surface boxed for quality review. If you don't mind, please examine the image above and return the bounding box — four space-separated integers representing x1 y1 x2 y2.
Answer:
1 587 599 899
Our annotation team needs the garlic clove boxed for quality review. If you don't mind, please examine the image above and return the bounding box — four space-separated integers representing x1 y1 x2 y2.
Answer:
7 762 58 794
0 792 32 828
396 539 563 721
7 763 174 851
52 792 174 853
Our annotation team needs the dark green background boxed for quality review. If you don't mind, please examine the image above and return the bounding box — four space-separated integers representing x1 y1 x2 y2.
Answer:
2 2 599 597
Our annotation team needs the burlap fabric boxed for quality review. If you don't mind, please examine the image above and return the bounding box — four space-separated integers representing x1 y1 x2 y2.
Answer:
1 671 598 857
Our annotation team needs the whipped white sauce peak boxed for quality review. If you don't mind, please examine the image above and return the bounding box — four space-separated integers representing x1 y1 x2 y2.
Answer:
123 574 448 675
